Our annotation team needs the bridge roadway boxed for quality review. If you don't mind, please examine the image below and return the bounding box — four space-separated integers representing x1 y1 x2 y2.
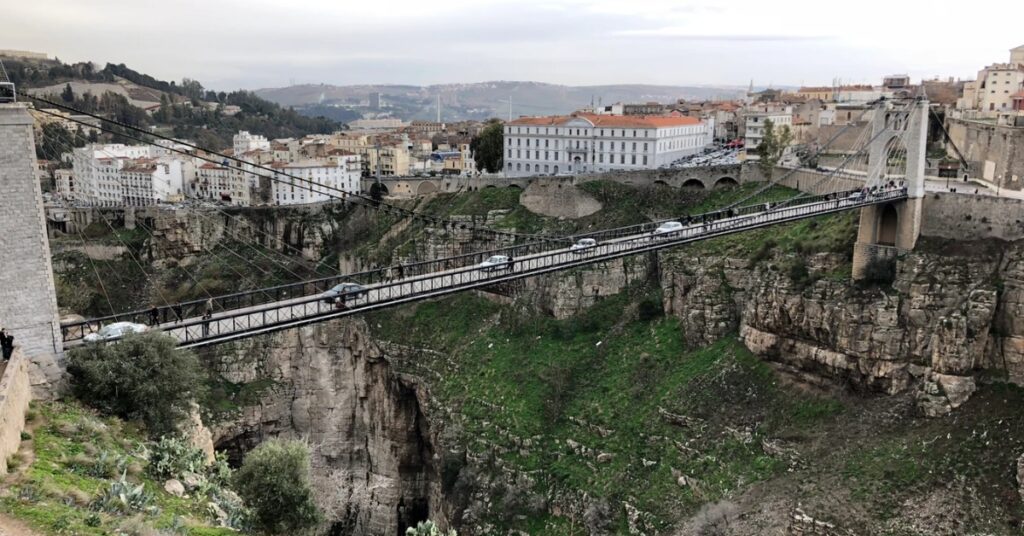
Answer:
61 187 907 349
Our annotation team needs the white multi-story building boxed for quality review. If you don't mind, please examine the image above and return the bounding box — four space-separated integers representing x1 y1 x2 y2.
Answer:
120 158 186 206
233 131 270 157
958 46 1024 118
502 113 711 176
71 144 160 206
195 162 251 205
269 155 361 205
743 106 794 158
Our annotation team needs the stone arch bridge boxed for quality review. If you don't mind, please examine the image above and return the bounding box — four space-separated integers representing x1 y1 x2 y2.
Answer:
362 164 747 198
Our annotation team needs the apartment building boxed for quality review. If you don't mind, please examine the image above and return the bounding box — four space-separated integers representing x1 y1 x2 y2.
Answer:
269 156 361 206
503 113 711 176
743 105 794 158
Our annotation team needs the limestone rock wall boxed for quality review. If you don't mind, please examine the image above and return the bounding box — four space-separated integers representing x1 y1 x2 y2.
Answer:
658 241 1016 414
204 319 442 536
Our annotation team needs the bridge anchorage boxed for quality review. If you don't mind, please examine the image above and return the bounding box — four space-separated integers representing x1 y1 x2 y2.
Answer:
1 92 925 360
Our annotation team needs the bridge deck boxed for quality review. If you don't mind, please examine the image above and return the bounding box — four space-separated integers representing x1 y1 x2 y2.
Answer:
61 188 907 348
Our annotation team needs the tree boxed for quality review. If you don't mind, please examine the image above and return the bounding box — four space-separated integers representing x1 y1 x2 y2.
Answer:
36 122 76 160
233 439 321 534
66 332 208 436
470 120 504 174
61 83 74 103
755 118 793 180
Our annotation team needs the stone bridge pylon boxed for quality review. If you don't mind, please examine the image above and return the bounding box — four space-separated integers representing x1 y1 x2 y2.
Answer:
852 96 929 279
0 103 64 395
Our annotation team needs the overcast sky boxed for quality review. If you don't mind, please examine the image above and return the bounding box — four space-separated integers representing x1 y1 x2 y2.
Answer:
5 0 1019 91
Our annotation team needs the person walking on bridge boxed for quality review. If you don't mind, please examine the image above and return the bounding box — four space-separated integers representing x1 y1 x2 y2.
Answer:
149 306 160 326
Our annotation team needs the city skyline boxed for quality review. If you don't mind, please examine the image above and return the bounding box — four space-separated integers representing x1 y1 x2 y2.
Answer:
4 0 1020 91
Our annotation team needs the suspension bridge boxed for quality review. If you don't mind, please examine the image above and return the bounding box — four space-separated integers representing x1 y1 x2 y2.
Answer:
0 84 931 375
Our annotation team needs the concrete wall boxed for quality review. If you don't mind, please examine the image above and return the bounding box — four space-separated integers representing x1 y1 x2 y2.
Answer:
0 349 32 474
947 118 1024 191
921 192 1024 241
0 104 64 396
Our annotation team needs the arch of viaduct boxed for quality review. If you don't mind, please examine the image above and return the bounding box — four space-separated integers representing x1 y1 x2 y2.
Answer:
362 164 749 198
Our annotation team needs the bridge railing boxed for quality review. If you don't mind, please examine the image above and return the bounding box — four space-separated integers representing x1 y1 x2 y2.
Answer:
58 187 903 343
62 188 908 346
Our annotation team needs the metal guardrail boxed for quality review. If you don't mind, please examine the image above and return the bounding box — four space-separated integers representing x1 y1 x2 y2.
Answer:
63 189 908 348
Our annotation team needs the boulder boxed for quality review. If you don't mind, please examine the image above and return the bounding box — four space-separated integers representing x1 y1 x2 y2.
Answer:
163 479 185 497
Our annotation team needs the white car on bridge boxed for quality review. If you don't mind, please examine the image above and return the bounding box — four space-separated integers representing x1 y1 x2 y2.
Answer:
478 255 512 272
570 238 598 253
83 321 148 342
652 221 684 237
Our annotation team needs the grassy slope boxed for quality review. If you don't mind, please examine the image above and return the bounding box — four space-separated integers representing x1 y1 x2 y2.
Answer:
368 288 843 533
1 402 232 536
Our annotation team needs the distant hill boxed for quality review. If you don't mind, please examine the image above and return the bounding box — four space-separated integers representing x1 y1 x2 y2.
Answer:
1 54 341 151
255 81 747 122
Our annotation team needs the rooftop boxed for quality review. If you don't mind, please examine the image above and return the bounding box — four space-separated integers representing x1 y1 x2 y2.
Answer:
507 113 701 129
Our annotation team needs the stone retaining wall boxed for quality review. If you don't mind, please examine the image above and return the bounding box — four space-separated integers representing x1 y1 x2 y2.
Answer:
0 348 32 474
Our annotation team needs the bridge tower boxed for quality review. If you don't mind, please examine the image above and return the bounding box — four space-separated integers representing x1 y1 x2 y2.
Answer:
0 103 64 395
852 97 929 279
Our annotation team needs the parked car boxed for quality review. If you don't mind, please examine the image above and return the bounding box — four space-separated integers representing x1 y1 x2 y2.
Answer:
570 238 598 253
478 255 512 272
320 282 368 304
83 322 148 342
652 221 684 237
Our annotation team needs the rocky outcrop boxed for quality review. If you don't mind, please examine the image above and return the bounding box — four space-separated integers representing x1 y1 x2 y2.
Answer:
659 241 1018 414
204 319 442 535
520 179 603 219
526 254 652 319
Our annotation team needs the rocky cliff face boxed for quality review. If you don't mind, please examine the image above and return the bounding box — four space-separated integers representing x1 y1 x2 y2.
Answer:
203 319 443 536
659 240 1017 416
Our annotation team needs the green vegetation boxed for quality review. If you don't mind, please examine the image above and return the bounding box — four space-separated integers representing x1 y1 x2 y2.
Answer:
67 333 208 436
368 287 844 533
233 439 321 534
755 119 794 180
406 520 457 536
470 120 504 174
0 401 238 535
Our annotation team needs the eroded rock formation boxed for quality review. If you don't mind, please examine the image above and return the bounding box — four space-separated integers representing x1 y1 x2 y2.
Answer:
204 319 442 536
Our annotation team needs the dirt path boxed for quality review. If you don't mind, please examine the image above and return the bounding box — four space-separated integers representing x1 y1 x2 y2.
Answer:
0 513 44 536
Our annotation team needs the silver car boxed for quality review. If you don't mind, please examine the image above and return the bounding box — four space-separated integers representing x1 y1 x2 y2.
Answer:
478 255 512 272
570 238 598 253
83 322 148 342
321 282 368 304
652 221 684 237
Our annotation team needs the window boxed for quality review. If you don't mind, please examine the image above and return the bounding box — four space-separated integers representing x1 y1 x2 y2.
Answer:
599 154 604 163
554 152 559 160
508 149 512 158
545 151 549 160
544 165 549 173
642 156 647 165
643 142 648 151
620 142 625 151
545 139 549 148
620 154 625 164
632 142 637 151
631 155 636 165
599 141 604 150
535 150 540 159
526 139 531 147
517 150 521 158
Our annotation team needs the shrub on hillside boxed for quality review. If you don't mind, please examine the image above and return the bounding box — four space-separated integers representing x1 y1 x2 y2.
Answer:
67 332 207 437
860 255 897 286
232 439 321 534
406 520 457 536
